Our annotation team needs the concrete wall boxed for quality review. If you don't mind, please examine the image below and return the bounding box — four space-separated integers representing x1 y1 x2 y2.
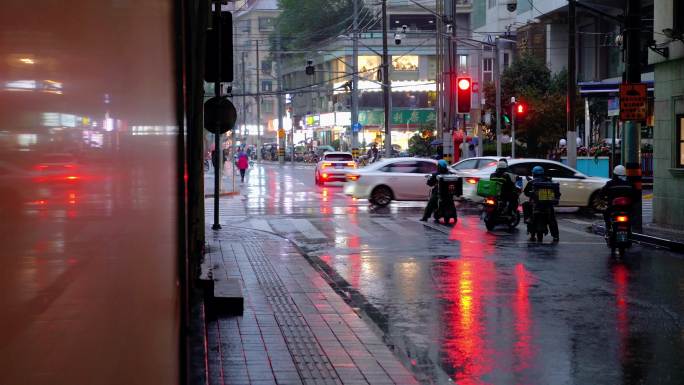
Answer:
653 58 684 228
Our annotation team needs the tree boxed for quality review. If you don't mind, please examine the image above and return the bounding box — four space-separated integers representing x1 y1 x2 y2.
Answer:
483 54 583 157
408 126 438 157
275 0 357 50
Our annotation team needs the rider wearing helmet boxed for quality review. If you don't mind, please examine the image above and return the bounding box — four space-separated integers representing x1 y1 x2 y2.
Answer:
489 159 518 216
421 159 450 221
523 165 560 241
600 165 636 230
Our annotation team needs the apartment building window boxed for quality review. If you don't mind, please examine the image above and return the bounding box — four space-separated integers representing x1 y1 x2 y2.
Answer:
458 55 468 73
239 19 251 33
261 100 273 113
483 58 493 83
488 0 496 8
675 1 683 33
677 114 684 167
261 80 272 92
261 60 272 74
503 53 510 69
258 17 274 31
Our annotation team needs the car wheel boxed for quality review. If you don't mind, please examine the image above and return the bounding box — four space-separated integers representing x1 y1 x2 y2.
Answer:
370 186 393 207
588 191 607 213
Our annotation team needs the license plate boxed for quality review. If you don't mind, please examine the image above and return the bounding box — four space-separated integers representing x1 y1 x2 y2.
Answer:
335 164 343 168
616 231 628 242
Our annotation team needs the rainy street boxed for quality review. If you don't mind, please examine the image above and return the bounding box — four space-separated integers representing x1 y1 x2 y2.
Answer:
216 162 684 385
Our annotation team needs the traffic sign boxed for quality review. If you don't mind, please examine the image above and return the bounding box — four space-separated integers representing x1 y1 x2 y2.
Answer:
619 83 647 122
204 96 236 134
351 122 363 133
277 128 285 138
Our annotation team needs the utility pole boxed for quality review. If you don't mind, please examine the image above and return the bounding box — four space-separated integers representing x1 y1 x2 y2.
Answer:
351 0 360 158
211 3 223 231
241 51 247 146
381 0 392 157
449 0 459 162
624 0 643 231
494 37 502 157
567 0 577 168
255 40 261 161
276 35 285 164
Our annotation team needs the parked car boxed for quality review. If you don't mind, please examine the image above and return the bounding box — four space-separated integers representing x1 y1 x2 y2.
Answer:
343 157 446 206
460 158 610 209
314 152 357 185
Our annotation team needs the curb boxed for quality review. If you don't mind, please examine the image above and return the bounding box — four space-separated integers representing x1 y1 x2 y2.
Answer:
591 223 684 253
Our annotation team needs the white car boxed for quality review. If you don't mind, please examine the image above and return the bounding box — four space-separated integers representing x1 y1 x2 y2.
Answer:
343 157 443 206
314 151 357 185
451 156 501 173
460 158 610 209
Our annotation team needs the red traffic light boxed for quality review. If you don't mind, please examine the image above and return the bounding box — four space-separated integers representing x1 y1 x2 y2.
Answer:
517 103 525 114
457 78 471 90
456 77 472 114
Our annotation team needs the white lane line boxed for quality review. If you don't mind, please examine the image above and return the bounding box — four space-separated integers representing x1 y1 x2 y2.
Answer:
339 221 373 238
565 218 593 225
247 219 274 233
372 218 413 236
288 218 327 239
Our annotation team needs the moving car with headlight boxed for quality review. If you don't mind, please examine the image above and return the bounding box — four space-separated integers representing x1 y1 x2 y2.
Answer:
314 152 357 185
460 158 609 209
343 157 444 206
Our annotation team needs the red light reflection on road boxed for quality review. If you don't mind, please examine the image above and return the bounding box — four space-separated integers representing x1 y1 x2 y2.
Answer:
612 263 629 360
513 263 535 372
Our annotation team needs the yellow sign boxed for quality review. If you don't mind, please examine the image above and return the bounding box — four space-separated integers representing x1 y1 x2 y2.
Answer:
277 128 285 138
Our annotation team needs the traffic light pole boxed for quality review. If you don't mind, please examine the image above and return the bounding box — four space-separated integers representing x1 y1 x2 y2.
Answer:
566 0 578 169
351 0 360 158
494 37 502 157
211 5 223 230
276 35 285 164
381 0 392 158
256 40 261 161
511 101 516 159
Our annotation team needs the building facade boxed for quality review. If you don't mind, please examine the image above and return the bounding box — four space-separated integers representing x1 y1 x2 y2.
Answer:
651 0 684 228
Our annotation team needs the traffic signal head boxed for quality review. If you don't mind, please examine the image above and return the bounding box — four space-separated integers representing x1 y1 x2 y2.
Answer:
456 76 472 114
517 103 524 114
305 59 315 75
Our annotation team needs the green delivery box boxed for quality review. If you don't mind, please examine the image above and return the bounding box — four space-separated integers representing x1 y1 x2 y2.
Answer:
476 179 502 197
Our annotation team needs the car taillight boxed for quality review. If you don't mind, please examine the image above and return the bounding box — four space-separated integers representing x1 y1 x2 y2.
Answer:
466 177 479 184
347 174 360 181
615 215 629 223
346 162 357 168
484 198 496 205
321 173 329 179
321 162 332 169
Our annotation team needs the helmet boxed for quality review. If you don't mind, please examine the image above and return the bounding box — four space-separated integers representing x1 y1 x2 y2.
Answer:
532 166 544 176
437 159 448 170
613 165 626 177
497 160 508 170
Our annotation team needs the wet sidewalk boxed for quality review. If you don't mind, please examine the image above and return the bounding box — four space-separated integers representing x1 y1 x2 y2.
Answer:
200 225 418 385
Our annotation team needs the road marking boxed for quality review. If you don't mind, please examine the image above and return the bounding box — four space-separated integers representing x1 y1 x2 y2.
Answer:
565 218 593 226
269 219 294 233
288 218 327 239
371 218 406 235
339 221 372 238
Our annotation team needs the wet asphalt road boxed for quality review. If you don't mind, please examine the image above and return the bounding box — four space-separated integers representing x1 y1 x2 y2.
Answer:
221 162 684 385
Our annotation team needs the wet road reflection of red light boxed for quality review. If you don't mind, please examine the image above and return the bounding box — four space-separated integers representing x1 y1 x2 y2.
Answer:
612 263 629 360
513 263 535 372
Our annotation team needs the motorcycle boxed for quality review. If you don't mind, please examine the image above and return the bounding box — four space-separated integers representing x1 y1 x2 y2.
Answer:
434 174 462 226
524 178 560 242
482 194 521 231
605 196 633 256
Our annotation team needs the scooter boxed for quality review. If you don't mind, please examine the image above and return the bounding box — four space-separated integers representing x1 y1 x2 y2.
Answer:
605 197 633 256
433 174 462 226
482 194 521 231
524 178 560 242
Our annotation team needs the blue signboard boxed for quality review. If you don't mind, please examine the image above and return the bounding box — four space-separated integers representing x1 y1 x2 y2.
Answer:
351 122 363 133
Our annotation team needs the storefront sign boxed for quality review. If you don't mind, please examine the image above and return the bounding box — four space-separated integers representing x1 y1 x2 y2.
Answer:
358 109 436 126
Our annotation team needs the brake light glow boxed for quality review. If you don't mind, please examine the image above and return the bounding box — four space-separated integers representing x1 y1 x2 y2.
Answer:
615 215 629 223
484 198 496 205
65 176 79 180
322 173 329 179
346 162 357 168
321 162 332 169
466 177 479 184
347 174 361 181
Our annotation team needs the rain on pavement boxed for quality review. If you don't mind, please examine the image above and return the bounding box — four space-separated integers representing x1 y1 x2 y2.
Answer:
217 162 684 385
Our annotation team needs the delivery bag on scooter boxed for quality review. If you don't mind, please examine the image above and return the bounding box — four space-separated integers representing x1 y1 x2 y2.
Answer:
477 179 502 198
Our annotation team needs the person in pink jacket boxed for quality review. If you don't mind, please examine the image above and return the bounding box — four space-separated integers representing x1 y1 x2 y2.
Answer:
236 148 249 183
